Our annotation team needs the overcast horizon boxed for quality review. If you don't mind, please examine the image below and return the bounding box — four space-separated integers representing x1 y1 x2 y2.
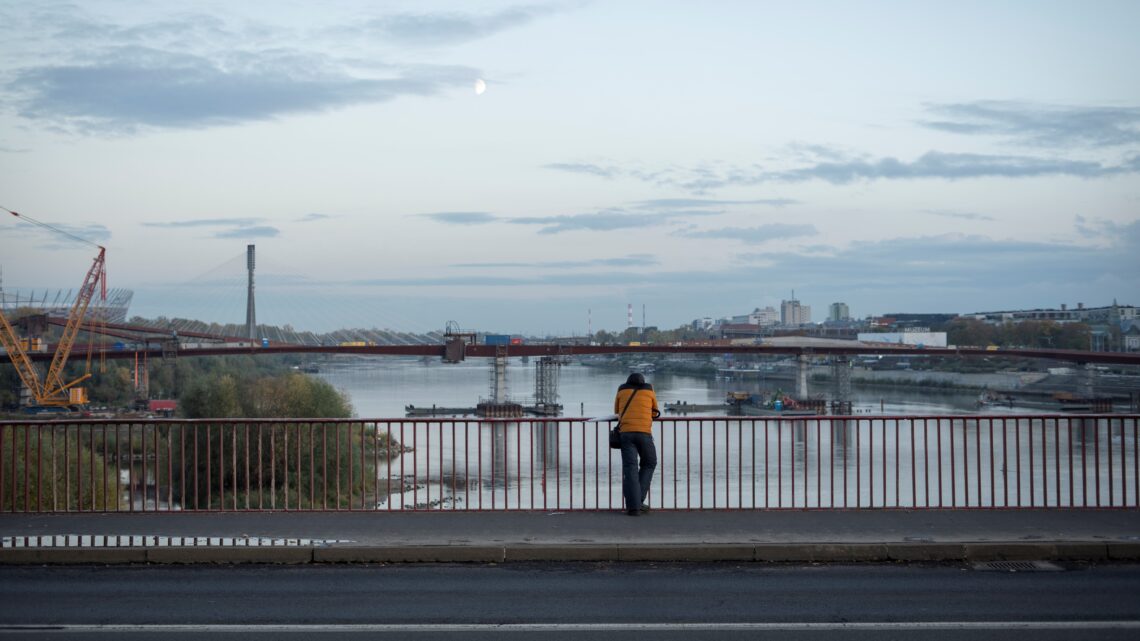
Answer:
2 1 1137 335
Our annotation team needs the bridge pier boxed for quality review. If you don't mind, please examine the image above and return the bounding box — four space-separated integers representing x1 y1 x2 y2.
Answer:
490 349 509 403
796 354 810 399
831 356 852 414
1079 362 1096 399
534 357 562 414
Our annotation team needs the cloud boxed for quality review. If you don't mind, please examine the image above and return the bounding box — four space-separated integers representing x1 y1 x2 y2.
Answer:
349 275 537 287
542 162 619 178
310 224 1137 294
10 46 476 133
740 151 1136 187
213 225 279 239
297 213 331 222
771 151 1134 184
508 209 717 234
5 221 112 248
631 198 798 208
143 217 264 228
736 231 1137 290
25 9 235 49
543 161 730 192
920 101 1140 148
545 150 1138 194
783 142 853 163
420 205 722 234
420 211 498 225
1075 215 1140 244
678 223 818 243
0 144 30 153
921 209 997 222
145 224 1133 333
365 5 564 46
451 254 659 269
141 217 279 238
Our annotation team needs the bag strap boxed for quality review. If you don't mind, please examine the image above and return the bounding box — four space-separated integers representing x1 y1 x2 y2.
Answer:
617 388 640 429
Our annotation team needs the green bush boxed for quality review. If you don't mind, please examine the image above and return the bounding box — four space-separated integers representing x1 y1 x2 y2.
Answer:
169 421 394 510
1 425 122 511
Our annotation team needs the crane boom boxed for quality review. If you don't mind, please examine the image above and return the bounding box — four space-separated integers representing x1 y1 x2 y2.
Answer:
0 312 44 399
1 207 106 407
42 246 105 400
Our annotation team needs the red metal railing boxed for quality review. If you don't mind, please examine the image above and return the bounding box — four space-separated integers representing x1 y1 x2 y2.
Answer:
1 415 1136 512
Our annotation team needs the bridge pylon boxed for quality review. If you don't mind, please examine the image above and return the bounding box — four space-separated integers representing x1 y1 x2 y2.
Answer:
245 244 257 341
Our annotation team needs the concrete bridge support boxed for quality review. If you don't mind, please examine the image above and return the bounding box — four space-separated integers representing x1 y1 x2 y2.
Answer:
796 354 810 399
832 356 852 403
490 350 509 403
1080 362 1096 399
829 353 857 415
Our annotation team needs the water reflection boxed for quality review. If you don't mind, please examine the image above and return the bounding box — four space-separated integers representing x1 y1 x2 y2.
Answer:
376 415 1136 511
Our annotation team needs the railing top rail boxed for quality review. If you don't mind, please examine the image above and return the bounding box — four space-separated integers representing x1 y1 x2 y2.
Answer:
1 413 1136 426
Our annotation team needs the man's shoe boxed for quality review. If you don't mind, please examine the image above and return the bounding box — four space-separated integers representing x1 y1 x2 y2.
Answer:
639 505 651 514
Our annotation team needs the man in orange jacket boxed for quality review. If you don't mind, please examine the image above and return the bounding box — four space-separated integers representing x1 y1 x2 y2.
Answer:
614 372 659 516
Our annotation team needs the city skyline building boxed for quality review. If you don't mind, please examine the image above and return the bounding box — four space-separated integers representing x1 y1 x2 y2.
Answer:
781 291 811 326
829 302 850 322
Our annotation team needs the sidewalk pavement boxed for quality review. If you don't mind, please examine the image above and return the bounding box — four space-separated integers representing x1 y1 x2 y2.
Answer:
2 510 1138 564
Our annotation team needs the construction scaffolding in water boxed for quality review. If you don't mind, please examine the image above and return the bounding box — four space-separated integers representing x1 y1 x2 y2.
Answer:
534 356 563 414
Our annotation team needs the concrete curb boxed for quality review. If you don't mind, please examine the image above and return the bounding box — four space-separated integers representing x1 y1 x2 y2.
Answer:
1108 543 1140 560
146 547 313 564
0 548 148 564
885 543 967 561
619 544 755 562
314 546 505 563
505 545 619 562
2 542 1138 565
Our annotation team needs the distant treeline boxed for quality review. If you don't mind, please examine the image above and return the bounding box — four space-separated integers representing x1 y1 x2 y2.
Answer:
0 352 410 510
944 318 1091 350
1 351 350 417
590 319 1094 351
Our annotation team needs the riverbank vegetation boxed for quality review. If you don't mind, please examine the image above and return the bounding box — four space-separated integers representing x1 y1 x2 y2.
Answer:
0 426 121 511
0 354 410 510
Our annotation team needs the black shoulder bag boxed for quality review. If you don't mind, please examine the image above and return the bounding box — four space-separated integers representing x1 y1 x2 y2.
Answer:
609 388 639 449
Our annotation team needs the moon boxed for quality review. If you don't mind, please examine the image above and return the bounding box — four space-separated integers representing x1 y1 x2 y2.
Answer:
474 78 486 95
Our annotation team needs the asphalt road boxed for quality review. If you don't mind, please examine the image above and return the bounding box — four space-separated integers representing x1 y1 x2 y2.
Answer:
2 562 1139 640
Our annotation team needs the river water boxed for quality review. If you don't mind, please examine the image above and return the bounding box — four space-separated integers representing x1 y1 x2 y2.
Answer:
315 357 1014 419
312 358 1135 511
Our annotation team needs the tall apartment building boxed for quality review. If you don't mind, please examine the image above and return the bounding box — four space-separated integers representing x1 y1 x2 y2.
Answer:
781 296 811 326
829 302 850 322
752 306 779 326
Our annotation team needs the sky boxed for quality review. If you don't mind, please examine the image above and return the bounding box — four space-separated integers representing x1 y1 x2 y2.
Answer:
1 0 1138 336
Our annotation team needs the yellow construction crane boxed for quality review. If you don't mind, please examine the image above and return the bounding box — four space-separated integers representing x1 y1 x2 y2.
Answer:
0 207 106 409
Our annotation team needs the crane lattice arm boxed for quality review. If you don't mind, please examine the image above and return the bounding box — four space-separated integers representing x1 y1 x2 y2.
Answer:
1 207 106 407
0 312 44 400
42 246 105 400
